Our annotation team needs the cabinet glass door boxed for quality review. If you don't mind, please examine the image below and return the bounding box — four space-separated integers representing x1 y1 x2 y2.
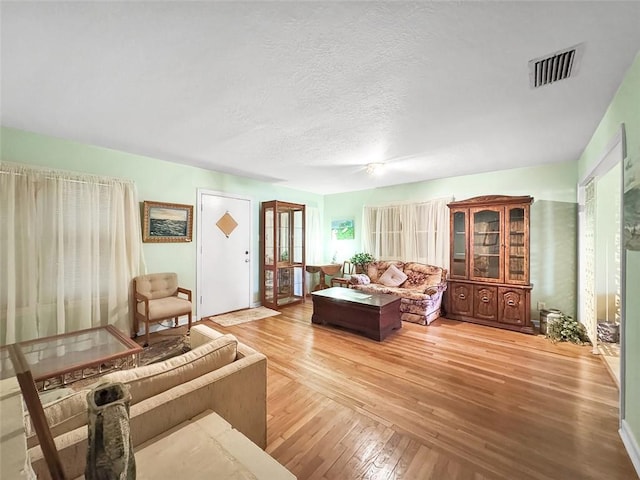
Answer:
451 211 467 277
293 209 304 264
278 211 290 263
506 206 528 284
471 208 502 282
264 207 274 266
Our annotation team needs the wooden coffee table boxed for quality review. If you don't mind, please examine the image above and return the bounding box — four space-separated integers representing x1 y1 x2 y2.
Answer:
311 287 401 341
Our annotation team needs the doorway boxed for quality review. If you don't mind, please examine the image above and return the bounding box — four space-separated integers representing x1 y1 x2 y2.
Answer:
197 190 253 319
578 126 625 386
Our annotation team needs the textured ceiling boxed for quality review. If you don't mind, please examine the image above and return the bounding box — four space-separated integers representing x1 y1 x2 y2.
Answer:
2 2 639 194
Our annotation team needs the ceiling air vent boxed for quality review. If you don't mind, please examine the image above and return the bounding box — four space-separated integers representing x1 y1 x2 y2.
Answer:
528 43 584 88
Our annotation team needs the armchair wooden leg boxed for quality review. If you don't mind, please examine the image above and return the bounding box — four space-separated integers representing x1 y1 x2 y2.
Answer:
187 312 192 334
174 317 179 327
144 322 150 348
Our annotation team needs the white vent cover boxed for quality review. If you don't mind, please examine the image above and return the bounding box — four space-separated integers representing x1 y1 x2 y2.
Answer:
528 43 584 88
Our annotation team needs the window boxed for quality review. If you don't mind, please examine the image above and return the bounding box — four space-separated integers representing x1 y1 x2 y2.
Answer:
362 198 451 267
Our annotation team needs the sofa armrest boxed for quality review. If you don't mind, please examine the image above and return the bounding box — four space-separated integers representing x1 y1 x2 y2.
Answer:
190 324 225 348
191 325 261 362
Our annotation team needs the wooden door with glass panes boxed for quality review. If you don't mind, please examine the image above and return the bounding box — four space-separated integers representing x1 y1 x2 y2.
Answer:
449 209 469 279
505 204 530 285
470 206 504 283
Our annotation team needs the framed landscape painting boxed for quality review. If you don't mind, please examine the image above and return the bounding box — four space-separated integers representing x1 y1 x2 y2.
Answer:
331 219 355 240
142 201 193 243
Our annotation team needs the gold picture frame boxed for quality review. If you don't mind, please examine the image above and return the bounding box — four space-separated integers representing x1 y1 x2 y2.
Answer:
142 201 193 243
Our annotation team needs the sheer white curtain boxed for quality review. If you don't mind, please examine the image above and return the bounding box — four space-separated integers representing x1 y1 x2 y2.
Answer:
304 206 323 294
306 206 323 264
0 163 145 343
362 197 451 268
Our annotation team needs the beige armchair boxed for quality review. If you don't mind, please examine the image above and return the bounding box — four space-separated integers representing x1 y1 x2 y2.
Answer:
133 272 192 346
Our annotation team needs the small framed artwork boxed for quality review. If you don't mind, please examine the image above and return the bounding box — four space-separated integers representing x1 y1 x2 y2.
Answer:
142 201 194 243
331 219 355 240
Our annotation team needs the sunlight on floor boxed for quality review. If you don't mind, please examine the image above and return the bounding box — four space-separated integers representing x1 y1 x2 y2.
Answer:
598 342 620 387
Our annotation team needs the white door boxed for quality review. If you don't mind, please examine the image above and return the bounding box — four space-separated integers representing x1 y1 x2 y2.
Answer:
198 191 252 318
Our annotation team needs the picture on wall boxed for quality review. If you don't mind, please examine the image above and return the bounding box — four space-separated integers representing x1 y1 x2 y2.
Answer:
142 201 193 243
624 146 640 250
331 219 355 240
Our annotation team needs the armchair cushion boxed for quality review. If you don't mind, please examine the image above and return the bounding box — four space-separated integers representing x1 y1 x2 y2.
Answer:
136 296 192 321
135 272 180 299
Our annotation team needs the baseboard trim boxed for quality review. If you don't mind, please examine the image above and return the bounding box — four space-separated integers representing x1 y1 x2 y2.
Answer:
620 419 640 477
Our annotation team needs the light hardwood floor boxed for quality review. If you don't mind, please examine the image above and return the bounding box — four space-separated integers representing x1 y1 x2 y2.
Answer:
186 303 635 480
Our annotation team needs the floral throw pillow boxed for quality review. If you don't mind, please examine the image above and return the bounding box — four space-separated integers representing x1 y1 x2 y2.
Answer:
404 270 429 288
349 274 371 285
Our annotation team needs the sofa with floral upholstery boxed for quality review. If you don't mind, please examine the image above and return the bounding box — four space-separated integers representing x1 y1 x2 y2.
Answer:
350 261 447 325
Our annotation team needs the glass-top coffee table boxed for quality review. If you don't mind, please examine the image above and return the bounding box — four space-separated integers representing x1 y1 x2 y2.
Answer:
0 325 142 390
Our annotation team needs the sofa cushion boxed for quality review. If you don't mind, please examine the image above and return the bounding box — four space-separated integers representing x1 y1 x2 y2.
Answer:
26 389 91 449
100 333 238 405
365 261 405 284
378 264 408 287
402 263 444 291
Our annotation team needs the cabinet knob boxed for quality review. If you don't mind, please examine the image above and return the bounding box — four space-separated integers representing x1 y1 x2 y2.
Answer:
507 300 516 306
458 293 466 300
481 296 489 303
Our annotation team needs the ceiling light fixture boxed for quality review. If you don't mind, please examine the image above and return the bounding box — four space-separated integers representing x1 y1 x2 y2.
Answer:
366 163 385 176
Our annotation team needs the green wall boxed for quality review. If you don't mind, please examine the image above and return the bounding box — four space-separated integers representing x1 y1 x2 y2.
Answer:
578 51 640 466
324 161 579 320
0 127 323 309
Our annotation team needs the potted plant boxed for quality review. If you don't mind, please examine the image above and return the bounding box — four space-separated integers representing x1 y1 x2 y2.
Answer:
350 252 374 274
546 313 589 345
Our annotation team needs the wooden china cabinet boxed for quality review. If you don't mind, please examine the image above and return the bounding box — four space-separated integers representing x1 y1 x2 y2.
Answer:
260 200 306 309
445 195 534 334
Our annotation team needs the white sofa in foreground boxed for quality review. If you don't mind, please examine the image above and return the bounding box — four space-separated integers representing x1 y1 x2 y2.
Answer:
25 324 294 479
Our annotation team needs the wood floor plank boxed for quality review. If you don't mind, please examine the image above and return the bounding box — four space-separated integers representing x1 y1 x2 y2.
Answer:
185 303 638 480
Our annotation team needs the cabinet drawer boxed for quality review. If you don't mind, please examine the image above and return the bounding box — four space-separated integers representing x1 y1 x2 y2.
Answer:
473 285 497 322
498 287 527 325
447 282 473 316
